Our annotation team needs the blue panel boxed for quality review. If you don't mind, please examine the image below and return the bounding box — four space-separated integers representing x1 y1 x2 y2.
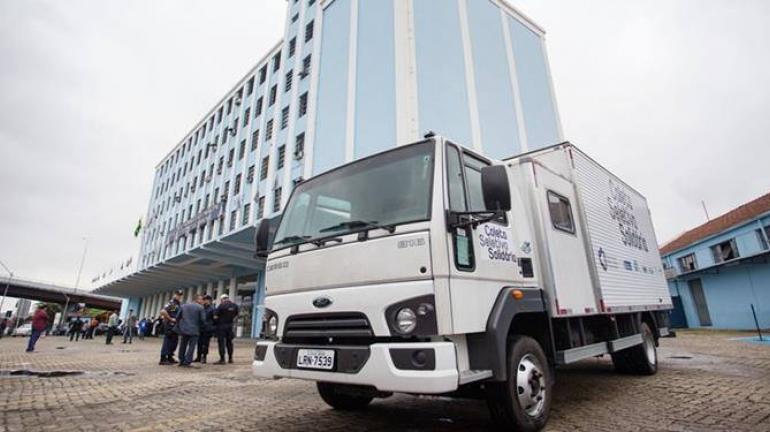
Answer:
467 0 521 158
414 1 472 146
251 271 266 338
508 18 559 150
313 0 351 175
354 0 396 159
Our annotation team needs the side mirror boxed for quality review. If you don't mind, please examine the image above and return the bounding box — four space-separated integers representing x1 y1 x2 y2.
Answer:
481 165 511 212
255 217 278 258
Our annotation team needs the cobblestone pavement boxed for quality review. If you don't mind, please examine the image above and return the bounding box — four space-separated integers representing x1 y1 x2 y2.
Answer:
1 330 769 432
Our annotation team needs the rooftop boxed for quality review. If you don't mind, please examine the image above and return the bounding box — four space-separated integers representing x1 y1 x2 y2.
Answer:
660 191 770 256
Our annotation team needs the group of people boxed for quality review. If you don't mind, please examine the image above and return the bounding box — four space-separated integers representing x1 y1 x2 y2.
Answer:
159 289 240 367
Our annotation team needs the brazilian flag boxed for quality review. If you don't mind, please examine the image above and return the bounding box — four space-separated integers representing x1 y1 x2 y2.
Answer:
134 219 142 237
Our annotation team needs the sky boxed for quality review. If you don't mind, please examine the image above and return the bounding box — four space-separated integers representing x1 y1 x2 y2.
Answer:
0 0 768 292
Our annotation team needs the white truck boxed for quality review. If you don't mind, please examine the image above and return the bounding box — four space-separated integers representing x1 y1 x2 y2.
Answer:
252 136 672 431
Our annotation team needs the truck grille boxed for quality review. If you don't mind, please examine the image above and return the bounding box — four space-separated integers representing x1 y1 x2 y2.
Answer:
283 313 373 342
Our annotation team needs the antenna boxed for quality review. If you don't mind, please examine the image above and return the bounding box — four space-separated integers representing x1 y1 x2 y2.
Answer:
701 200 711 221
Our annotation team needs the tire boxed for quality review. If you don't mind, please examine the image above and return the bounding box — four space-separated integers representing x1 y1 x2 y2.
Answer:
611 322 657 375
316 382 373 411
486 335 552 432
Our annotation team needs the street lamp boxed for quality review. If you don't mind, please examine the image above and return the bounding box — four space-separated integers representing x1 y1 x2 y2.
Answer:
0 259 13 322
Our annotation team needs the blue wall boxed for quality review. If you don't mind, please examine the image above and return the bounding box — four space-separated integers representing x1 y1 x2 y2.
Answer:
313 0 351 175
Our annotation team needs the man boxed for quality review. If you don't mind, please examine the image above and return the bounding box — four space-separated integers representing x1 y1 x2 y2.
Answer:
68 317 83 342
0 318 7 338
194 295 215 364
214 294 239 364
138 317 147 340
26 307 49 352
87 317 98 339
159 290 184 365
177 294 206 367
105 310 119 345
122 309 137 344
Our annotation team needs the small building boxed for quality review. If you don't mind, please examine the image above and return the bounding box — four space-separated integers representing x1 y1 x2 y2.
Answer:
660 192 770 330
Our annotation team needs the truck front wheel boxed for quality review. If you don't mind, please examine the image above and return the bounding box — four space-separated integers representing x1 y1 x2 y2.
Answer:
611 322 657 375
486 335 551 431
317 382 373 411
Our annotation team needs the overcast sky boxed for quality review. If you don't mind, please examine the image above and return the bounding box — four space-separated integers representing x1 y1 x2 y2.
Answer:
0 0 768 291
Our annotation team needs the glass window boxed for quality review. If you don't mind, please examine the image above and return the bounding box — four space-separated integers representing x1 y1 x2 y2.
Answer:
446 146 466 211
547 191 575 234
272 142 434 250
712 239 739 263
463 154 488 212
678 253 697 272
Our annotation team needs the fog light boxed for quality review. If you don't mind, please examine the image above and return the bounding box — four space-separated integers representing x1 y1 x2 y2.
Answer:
396 308 417 334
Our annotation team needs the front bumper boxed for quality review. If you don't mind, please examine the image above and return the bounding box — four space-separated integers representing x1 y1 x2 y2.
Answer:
252 341 458 394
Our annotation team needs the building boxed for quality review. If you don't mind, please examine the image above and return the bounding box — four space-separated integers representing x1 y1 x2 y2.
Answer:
96 0 563 338
661 192 770 330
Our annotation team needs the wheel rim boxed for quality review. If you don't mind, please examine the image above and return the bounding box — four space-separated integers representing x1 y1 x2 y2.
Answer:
644 330 656 365
516 353 547 417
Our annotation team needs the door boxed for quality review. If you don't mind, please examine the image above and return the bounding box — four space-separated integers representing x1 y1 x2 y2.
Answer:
535 167 595 316
688 279 712 326
669 296 689 328
445 144 519 333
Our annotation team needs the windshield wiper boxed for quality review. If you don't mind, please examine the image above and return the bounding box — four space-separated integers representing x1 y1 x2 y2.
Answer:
272 235 311 246
319 220 396 234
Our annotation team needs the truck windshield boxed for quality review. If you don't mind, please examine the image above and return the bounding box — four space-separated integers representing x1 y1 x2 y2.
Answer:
272 141 434 250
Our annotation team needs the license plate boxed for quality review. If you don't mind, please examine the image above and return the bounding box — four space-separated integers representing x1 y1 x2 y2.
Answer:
296 349 335 370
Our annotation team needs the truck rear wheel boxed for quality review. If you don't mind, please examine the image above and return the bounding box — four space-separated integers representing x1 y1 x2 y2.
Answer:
317 382 373 411
486 335 551 431
611 322 657 375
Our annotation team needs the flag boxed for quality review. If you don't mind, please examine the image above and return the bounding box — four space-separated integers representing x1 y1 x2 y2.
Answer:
134 218 142 237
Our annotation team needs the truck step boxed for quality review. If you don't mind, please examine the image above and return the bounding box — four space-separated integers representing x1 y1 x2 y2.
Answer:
608 334 643 352
458 370 493 385
556 333 645 365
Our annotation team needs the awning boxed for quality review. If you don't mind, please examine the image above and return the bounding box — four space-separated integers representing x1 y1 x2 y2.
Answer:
95 226 264 298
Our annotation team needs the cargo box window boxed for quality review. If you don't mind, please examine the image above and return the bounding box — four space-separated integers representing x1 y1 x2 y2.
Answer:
711 239 739 264
547 191 575 234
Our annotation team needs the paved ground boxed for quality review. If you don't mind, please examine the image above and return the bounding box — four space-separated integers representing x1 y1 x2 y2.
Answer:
1 330 769 432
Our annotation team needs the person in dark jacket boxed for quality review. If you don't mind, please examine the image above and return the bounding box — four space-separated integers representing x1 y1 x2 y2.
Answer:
159 290 184 365
68 318 83 342
194 295 216 363
176 294 206 367
214 294 239 364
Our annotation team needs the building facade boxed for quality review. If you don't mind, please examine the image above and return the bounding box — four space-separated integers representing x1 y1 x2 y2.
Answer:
661 192 770 330
96 0 563 338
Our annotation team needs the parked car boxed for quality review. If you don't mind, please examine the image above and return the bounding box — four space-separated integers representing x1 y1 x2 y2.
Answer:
12 323 33 337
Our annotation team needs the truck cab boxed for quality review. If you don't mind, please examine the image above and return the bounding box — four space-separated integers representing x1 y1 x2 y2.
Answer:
253 136 670 431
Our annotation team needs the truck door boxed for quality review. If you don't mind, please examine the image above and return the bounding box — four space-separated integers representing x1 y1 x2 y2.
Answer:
534 166 596 316
445 144 519 334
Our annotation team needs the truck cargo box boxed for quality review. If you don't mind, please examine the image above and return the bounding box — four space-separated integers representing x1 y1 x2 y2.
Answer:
507 143 672 317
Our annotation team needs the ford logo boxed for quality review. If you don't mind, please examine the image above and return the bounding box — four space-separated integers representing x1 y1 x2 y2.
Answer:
313 296 333 308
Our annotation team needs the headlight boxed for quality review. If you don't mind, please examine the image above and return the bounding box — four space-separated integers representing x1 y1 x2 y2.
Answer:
395 308 417 334
267 315 278 337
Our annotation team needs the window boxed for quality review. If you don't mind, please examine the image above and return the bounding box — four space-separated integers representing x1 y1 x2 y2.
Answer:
217 157 224 175
285 70 293 92
273 187 282 212
281 106 290 129
227 98 233 115
247 165 255 183
265 120 274 141
218 216 225 235
294 133 305 159
288 37 296 57
259 66 267 84
260 156 270 180
269 85 277 106
305 20 314 42
197 149 202 166
255 97 263 117
462 154 489 211
258 196 265 219
217 107 223 124
298 92 308 117
224 181 230 198
278 145 286 169
547 191 575 234
199 174 205 187
230 210 237 231
242 204 251 226
273 52 281 72
238 140 246 160
712 239 739 264
234 174 242 194
246 77 254 96
243 107 250 126
758 227 770 250
446 146 466 212
301 54 312 78
251 130 259 151
227 149 234 167
678 253 697 273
